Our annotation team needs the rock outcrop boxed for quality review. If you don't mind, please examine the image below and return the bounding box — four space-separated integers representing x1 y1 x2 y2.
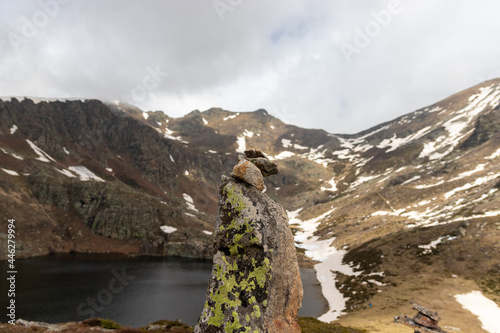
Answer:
194 150 302 332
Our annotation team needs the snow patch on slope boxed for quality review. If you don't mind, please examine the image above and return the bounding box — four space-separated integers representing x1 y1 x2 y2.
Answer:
183 193 198 212
26 140 56 163
420 84 500 160
377 126 432 152
1 168 19 176
164 127 188 144
223 113 239 121
68 166 105 182
455 291 500 333
160 226 177 234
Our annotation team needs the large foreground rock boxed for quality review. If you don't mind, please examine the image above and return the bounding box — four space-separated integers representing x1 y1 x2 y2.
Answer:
194 176 303 332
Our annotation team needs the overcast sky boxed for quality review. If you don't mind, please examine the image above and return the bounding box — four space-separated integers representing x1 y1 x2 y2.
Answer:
1 0 499 134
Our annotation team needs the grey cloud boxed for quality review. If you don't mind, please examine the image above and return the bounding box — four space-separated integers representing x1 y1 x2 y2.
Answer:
1 0 499 134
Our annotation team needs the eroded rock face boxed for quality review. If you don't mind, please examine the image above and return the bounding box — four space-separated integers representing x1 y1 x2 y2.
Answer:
194 176 303 333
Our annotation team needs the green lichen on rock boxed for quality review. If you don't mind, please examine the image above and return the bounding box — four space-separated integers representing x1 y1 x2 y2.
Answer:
223 185 246 214
195 177 302 332
225 312 243 332
200 250 271 330
248 257 271 288
252 305 261 318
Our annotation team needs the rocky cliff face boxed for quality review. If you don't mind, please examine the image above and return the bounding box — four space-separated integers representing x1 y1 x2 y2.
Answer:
0 98 225 259
194 174 302 333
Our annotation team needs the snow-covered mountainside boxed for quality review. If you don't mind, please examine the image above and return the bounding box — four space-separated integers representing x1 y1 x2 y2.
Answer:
1 79 499 332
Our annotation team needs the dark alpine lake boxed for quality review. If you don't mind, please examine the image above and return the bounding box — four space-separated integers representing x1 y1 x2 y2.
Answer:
1 254 327 328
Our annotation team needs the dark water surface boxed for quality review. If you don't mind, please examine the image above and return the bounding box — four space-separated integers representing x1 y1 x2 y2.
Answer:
1 254 327 327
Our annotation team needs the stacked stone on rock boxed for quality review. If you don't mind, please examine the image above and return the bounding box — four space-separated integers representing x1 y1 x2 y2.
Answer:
231 148 278 191
194 149 302 333
394 302 448 333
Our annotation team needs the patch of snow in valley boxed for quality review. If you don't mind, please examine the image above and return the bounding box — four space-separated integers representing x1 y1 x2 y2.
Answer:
243 130 254 138
332 148 355 160
419 199 433 206
142 112 149 120
470 189 498 203
288 208 361 322
367 279 386 287
451 210 500 222
160 225 177 234
183 193 198 212
294 143 308 150
68 166 105 182
418 236 456 254
63 147 70 154
352 175 378 188
223 113 239 121
400 175 421 185
377 126 432 153
357 124 392 140
26 140 56 163
420 84 500 161
1 148 24 160
10 153 24 161
164 127 188 144
282 138 292 148
444 172 500 199
106 168 113 172
10 125 18 134
274 151 295 160
300 146 336 167
235 135 246 154
282 138 308 150
235 129 256 153
203 230 212 235
352 144 373 153
414 180 445 189
371 209 405 217
1 168 19 176
169 155 175 163
427 106 443 113
321 178 337 191
202 117 208 125
449 164 486 181
372 211 394 217
56 168 76 178
208 150 217 154
486 148 500 160
455 291 500 333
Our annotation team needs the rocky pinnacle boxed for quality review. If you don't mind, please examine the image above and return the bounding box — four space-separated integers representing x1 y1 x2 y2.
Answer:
194 148 303 332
